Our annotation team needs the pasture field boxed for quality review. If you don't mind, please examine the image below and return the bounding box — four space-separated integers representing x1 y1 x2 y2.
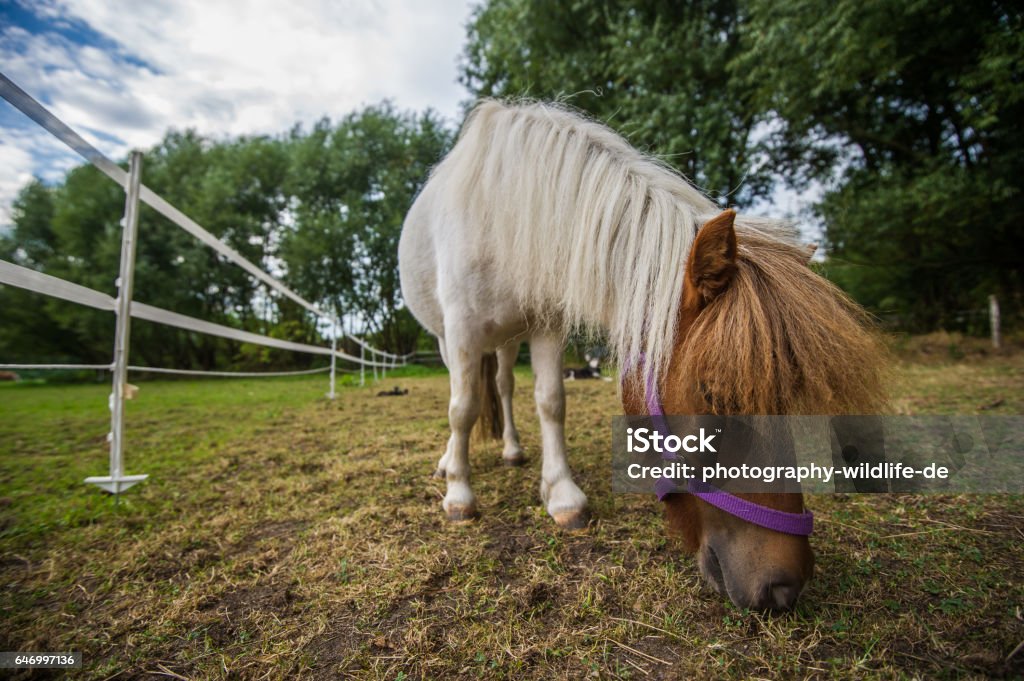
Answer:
1 342 1022 680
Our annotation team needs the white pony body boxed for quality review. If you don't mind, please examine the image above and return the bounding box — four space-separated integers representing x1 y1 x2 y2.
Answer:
398 100 791 526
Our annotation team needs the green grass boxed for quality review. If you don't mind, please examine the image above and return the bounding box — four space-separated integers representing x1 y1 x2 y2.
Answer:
0 348 1022 679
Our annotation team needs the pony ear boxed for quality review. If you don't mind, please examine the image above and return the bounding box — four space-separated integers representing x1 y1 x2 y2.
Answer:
805 242 818 263
688 209 738 302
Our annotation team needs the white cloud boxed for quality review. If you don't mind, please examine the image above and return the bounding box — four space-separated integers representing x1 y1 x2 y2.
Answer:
0 125 80 226
0 0 474 228
0 135 36 226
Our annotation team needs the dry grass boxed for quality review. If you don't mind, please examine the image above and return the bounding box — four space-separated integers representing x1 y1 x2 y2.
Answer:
0 349 1022 679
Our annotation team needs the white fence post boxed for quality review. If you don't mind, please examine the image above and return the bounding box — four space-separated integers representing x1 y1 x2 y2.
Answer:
327 326 337 399
360 344 365 387
989 294 1001 350
85 150 147 494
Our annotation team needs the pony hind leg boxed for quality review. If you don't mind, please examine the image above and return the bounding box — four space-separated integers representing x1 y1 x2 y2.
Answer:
530 333 590 530
496 341 524 466
438 327 483 521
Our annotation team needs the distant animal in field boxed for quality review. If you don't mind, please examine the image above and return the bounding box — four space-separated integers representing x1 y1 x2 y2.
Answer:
398 100 885 612
0 371 20 381
563 352 603 380
377 386 409 397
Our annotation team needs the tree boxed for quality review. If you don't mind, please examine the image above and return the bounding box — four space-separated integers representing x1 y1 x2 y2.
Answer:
281 103 452 353
735 0 1023 327
2 103 449 372
462 0 1023 330
1 132 298 370
460 0 773 205
0 181 86 364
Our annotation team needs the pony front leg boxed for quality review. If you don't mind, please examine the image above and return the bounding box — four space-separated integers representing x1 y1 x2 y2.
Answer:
530 334 589 530
496 341 524 466
440 335 482 521
433 337 452 479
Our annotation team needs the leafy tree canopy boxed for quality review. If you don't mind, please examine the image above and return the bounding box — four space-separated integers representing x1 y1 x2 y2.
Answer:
462 0 1023 328
0 104 450 370
461 0 772 205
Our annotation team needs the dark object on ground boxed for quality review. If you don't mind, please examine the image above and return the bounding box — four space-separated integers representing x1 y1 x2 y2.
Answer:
564 352 603 380
564 365 601 380
377 386 409 397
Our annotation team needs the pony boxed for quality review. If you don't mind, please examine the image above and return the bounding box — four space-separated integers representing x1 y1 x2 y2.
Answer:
398 100 885 611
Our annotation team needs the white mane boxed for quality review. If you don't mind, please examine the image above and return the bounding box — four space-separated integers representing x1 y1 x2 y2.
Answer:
426 99 796 383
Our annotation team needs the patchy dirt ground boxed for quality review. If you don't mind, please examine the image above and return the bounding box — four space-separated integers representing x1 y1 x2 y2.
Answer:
0 348 1022 679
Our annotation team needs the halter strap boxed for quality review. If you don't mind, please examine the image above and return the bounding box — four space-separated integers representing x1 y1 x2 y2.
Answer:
633 354 814 536
685 479 815 536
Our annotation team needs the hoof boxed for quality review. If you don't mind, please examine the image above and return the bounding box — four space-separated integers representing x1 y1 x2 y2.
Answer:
552 509 591 531
502 453 525 467
445 503 478 522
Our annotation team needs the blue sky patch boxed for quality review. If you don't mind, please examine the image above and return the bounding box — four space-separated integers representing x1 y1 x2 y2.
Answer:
1 0 156 73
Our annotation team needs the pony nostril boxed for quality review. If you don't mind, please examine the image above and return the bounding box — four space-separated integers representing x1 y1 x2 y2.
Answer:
751 575 802 612
769 582 800 611
700 545 726 594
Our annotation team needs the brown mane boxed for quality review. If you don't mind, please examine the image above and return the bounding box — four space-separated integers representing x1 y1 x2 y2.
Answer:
674 227 888 416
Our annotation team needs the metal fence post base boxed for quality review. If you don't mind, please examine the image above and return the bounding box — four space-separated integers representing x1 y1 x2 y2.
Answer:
84 474 149 494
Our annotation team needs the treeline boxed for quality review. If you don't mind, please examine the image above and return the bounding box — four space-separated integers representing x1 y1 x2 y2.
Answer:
0 104 451 369
462 0 1022 330
2 0 1021 372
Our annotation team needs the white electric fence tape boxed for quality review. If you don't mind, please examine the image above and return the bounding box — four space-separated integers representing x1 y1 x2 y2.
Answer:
0 364 356 377
345 333 409 361
127 365 333 377
0 259 395 367
0 259 115 311
0 363 112 371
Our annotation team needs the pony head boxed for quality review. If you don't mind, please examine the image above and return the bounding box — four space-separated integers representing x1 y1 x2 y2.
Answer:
625 209 886 612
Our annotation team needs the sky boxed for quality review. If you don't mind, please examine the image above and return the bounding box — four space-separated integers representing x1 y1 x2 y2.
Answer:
0 0 816 236
0 0 474 226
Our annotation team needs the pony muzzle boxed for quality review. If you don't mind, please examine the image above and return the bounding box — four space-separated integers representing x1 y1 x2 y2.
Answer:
698 533 813 613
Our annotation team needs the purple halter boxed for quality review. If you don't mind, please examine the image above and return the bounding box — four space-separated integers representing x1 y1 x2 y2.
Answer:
637 358 814 537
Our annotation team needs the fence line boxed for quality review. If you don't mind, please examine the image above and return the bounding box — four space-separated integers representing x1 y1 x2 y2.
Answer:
0 71 411 495
0 259 115 311
0 259 395 367
127 365 333 378
0 71 398 362
345 334 413 362
0 363 342 377
0 363 112 371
